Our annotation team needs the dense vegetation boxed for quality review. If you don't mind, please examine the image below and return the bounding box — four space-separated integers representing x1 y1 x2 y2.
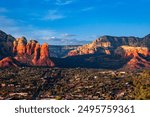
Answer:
131 70 150 99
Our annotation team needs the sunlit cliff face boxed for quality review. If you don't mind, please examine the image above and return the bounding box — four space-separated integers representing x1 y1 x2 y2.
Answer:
0 31 54 67
13 38 54 67
115 46 150 69
115 46 149 58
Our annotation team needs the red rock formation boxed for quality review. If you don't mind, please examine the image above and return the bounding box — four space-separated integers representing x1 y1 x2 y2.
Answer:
68 34 150 57
115 46 150 69
32 43 55 67
13 40 18 54
104 49 111 55
125 56 150 69
26 40 37 55
32 43 40 64
13 37 27 55
68 50 79 56
68 39 111 56
0 57 18 67
40 43 49 59
13 38 55 67
1 30 150 69
115 46 149 58
38 43 55 67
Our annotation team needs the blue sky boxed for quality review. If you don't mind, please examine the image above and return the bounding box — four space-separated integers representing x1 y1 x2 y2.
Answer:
0 0 150 45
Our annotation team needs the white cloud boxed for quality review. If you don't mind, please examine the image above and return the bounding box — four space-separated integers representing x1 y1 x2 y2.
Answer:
44 0 74 5
41 33 90 45
0 16 15 26
0 14 89 45
0 15 56 43
0 8 8 13
62 33 77 37
44 0 50 1
55 0 74 5
29 29 56 40
43 10 65 20
81 7 94 12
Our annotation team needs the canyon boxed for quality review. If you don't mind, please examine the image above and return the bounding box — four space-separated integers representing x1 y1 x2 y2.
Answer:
0 30 150 70
0 30 150 100
67 35 150 70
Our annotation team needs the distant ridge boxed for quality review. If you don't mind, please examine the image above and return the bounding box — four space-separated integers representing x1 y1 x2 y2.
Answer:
67 34 150 70
0 29 150 70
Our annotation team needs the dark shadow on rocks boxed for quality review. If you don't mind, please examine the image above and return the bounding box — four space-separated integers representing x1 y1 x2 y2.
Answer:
51 54 130 70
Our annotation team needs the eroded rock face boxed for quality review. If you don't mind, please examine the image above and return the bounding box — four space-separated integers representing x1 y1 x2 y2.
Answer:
67 35 150 70
40 43 49 59
0 57 19 67
115 46 150 58
0 30 15 59
32 43 40 63
125 56 150 69
68 39 111 56
115 46 150 69
32 43 55 67
26 40 38 55
13 38 55 67
13 37 27 55
0 30 55 67
0 30 150 70
68 35 150 56
38 43 55 67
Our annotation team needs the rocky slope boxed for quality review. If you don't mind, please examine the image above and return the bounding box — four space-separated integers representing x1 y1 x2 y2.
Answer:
68 35 150 56
13 37 54 66
68 38 111 56
67 35 150 70
0 30 54 67
115 46 150 58
0 30 15 59
0 57 21 67
0 30 150 70
115 46 150 69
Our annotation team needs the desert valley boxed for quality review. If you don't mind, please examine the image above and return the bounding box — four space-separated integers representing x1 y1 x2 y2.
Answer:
0 30 150 100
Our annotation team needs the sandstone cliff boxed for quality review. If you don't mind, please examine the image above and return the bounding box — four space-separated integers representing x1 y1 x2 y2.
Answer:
115 46 150 58
0 30 54 67
13 38 54 67
0 57 20 67
1 30 150 70
68 38 112 56
115 46 150 69
67 35 150 70
68 35 150 56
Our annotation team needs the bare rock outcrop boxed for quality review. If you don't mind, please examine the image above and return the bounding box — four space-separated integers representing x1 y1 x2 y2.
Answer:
0 30 15 59
115 46 150 58
0 30 55 67
26 40 38 55
0 57 19 67
13 37 27 55
115 46 150 69
68 38 112 56
68 35 150 56
13 38 55 67
32 43 55 67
